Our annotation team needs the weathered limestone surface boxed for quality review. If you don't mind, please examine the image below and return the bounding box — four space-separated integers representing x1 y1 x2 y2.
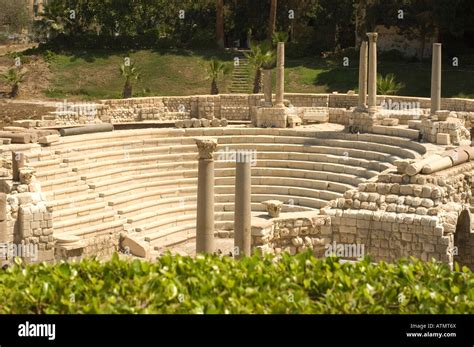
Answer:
0 167 55 264
261 200 283 218
420 115 470 145
234 152 251 257
251 212 331 256
275 42 285 107
73 93 474 127
321 150 474 269
195 138 218 253
263 69 273 107
367 32 378 113
431 43 442 115
358 41 368 110
2 117 474 268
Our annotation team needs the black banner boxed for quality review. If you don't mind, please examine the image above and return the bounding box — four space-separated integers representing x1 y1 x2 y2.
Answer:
0 314 472 346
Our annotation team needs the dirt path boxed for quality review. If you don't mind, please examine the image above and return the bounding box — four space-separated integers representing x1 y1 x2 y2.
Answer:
0 43 37 56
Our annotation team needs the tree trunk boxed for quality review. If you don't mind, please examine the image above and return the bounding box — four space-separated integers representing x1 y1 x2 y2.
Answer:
334 23 341 52
123 79 132 98
253 68 262 94
355 0 367 47
216 0 225 49
419 32 426 61
268 0 277 40
211 78 219 95
11 83 19 98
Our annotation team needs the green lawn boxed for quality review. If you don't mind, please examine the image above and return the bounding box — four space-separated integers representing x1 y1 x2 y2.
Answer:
43 49 474 100
45 49 235 100
285 56 474 98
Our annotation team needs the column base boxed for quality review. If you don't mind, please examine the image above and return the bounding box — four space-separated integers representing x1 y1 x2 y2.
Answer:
368 106 380 115
347 108 378 132
355 105 368 112
255 106 301 128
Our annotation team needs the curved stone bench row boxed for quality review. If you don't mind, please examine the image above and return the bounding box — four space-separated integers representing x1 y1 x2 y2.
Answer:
25 127 427 253
85 171 357 201
29 134 416 178
50 127 426 153
47 134 421 163
40 127 425 162
81 165 367 194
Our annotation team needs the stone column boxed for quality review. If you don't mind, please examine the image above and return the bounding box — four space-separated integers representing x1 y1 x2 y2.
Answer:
431 43 442 115
275 42 285 107
12 152 25 182
38 0 44 14
195 138 218 254
358 41 368 110
367 32 378 113
234 151 252 258
263 69 273 106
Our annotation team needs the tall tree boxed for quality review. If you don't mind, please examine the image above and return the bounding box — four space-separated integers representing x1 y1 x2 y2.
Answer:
244 42 275 93
0 0 30 32
216 0 225 48
395 0 459 60
315 0 355 52
268 0 277 40
355 0 368 46
206 59 229 94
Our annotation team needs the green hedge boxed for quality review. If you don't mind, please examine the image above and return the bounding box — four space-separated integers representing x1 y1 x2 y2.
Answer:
0 253 472 314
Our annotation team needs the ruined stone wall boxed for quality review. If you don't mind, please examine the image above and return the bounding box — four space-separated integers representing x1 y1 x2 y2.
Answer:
420 117 470 145
249 157 474 270
251 212 333 257
95 94 474 125
0 169 54 264
374 25 437 58
322 163 474 269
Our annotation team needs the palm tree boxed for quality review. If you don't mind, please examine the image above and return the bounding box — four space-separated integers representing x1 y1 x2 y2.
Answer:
268 0 277 40
206 59 229 95
2 68 26 98
271 31 289 47
377 73 405 95
216 0 225 48
119 62 140 98
244 42 275 94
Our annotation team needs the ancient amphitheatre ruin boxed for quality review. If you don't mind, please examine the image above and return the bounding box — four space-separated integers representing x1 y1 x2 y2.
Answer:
0 34 473 271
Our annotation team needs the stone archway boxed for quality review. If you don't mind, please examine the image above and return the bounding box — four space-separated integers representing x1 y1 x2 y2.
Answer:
453 209 473 269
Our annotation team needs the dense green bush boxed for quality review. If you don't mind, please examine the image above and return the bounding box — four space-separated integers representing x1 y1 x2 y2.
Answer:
0 253 472 314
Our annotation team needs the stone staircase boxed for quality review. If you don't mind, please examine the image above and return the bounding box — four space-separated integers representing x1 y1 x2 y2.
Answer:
230 50 250 93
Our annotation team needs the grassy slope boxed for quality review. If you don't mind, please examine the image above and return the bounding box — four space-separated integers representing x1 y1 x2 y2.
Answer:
44 49 474 100
45 49 235 99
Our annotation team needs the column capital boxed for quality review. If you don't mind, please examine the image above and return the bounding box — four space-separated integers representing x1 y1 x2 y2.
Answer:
195 137 218 159
367 32 378 43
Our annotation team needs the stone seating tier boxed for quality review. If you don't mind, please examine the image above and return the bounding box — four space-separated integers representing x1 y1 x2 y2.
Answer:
23 127 426 257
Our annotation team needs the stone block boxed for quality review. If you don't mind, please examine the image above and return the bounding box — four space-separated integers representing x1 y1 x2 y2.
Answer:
38 134 60 145
436 133 450 145
0 193 6 221
381 118 399 126
121 235 150 258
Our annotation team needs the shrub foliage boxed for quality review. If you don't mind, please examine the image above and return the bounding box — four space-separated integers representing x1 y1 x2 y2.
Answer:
0 252 472 314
